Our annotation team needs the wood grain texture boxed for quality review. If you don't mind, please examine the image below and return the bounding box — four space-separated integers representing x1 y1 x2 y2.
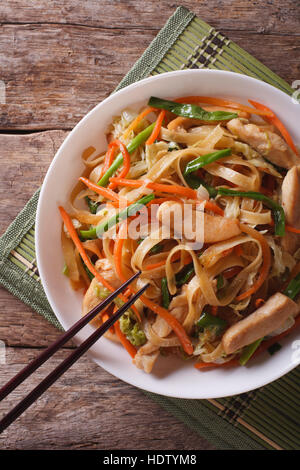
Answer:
0 348 214 450
0 130 67 232
0 0 298 450
0 3 299 130
1 0 299 35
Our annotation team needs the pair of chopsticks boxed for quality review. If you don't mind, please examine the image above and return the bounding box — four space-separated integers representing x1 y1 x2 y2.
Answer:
0 271 146 433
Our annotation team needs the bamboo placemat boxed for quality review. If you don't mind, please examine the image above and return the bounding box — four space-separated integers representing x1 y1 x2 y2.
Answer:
0 6 299 450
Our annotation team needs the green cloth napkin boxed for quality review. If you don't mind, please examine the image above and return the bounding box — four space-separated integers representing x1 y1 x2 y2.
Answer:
0 6 299 450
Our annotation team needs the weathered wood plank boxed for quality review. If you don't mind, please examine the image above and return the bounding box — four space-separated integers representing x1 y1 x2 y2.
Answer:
1 0 299 35
0 348 214 449
0 130 71 347
0 287 73 348
0 24 298 130
0 24 156 130
0 130 67 233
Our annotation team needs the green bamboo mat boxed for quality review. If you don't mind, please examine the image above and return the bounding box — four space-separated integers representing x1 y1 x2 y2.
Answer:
0 6 299 450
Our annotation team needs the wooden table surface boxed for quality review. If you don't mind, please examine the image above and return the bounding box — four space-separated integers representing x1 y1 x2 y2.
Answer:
0 0 298 450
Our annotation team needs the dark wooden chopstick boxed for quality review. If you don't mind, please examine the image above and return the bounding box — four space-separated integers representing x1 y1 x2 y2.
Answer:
0 270 141 403
0 281 148 433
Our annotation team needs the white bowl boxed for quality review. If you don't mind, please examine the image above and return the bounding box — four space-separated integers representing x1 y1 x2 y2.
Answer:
36 70 300 399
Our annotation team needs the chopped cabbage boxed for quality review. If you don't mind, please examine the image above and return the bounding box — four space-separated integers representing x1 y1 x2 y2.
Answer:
109 109 138 141
266 236 296 278
145 141 169 170
119 312 146 347
233 141 282 178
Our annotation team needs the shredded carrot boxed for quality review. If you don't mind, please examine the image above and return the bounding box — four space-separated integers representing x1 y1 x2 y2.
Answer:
139 295 193 355
60 206 117 291
58 206 139 317
236 224 271 301
285 225 300 234
144 260 167 271
79 176 126 204
108 139 132 190
234 244 243 257
145 251 192 271
102 311 115 334
109 177 197 199
194 358 239 370
114 221 127 281
100 144 116 179
174 96 274 117
114 319 137 358
109 177 224 216
211 305 218 316
122 107 156 140
248 100 299 157
146 110 166 145
255 298 265 308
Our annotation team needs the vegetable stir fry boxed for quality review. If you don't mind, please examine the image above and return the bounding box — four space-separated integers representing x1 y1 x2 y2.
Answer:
59 95 300 373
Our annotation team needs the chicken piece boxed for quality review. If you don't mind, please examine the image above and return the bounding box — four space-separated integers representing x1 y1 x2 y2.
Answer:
227 118 299 169
281 165 300 253
82 277 104 327
133 341 160 374
152 288 188 338
133 289 188 373
95 258 121 289
82 259 121 326
157 201 241 244
222 292 299 354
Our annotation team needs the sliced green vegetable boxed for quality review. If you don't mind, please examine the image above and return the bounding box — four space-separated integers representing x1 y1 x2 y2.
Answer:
283 271 300 300
94 284 110 299
239 338 263 366
92 283 145 346
268 342 282 356
150 243 163 255
184 173 218 198
119 312 146 347
161 277 170 309
97 122 155 187
81 257 94 280
62 264 69 277
94 285 136 319
217 274 225 290
184 149 231 175
148 97 238 122
85 196 99 214
80 194 155 239
196 311 227 336
175 261 195 286
217 188 285 237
